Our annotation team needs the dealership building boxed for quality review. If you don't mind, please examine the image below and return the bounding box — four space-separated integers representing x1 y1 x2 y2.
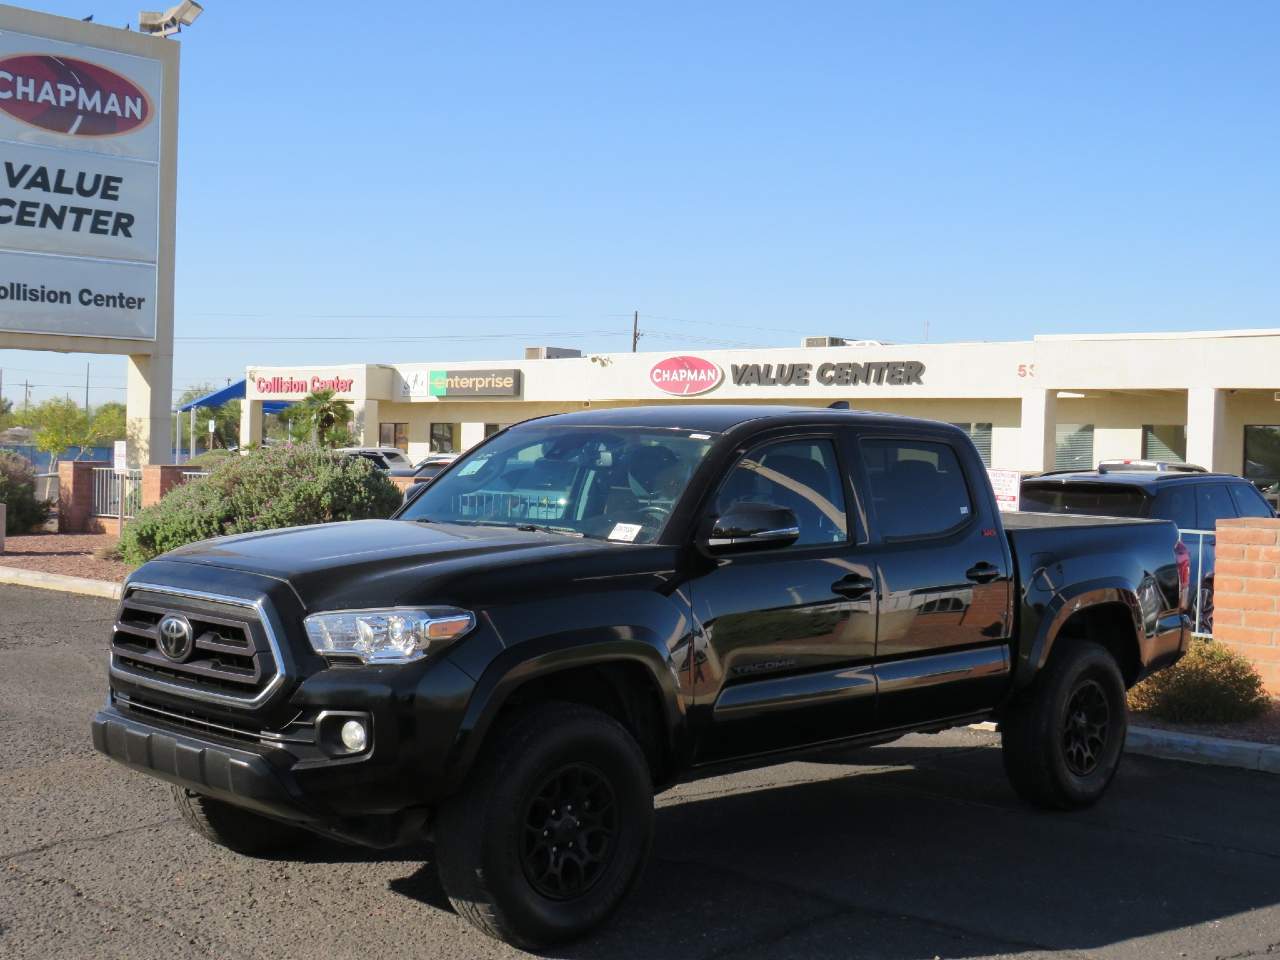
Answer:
240 327 1280 484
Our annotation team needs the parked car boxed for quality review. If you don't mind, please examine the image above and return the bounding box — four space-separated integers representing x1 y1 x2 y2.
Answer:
336 446 414 471
389 452 459 485
1021 460 1274 632
93 406 1188 948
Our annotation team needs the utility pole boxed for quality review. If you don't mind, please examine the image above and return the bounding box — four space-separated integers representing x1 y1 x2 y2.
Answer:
84 362 90 416
631 310 640 352
22 379 30 409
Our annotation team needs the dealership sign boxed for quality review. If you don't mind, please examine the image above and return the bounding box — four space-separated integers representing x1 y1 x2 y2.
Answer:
0 31 164 341
399 368 523 398
253 373 356 397
731 360 926 387
650 356 723 396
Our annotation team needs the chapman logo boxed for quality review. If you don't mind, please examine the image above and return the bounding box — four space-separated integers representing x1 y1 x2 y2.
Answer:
650 356 722 396
0 55 151 137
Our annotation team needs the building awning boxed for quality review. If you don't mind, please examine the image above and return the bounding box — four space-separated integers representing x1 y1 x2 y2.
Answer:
178 379 292 414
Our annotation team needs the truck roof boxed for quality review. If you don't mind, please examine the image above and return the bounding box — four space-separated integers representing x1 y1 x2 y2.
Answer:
520 404 942 433
1023 469 1245 492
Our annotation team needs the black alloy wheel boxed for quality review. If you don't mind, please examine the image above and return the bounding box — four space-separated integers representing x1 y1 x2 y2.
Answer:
521 762 618 900
1062 678 1110 777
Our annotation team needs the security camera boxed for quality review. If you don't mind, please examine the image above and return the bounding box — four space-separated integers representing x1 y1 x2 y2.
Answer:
139 0 203 36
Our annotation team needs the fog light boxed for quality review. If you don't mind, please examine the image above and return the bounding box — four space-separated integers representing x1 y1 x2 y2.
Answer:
340 719 368 753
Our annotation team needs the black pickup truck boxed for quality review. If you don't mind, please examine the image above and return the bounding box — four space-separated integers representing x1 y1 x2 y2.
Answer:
93 406 1189 948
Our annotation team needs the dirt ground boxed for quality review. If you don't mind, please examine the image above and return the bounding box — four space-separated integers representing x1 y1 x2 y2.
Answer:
0 531 131 584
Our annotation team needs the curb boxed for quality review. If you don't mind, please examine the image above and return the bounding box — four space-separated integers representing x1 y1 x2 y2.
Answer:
969 721 1280 775
0 566 122 600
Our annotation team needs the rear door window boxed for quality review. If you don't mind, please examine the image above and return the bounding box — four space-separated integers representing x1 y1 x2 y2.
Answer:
1150 486 1196 530
1195 483 1238 530
860 438 971 539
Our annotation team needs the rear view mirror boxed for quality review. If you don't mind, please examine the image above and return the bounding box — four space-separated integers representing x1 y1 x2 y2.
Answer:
704 502 800 554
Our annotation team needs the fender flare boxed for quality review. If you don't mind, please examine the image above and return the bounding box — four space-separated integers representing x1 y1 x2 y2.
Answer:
442 626 689 793
1016 577 1143 691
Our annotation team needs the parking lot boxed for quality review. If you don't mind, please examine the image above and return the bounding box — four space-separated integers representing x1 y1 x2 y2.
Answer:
1 581 1278 960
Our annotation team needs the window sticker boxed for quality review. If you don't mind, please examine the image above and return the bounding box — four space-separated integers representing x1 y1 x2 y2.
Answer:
608 522 643 542
458 458 487 476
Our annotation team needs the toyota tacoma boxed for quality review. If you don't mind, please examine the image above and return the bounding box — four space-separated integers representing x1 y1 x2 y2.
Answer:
93 406 1189 948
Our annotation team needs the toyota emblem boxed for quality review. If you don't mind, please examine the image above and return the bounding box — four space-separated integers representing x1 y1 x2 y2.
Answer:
157 614 194 662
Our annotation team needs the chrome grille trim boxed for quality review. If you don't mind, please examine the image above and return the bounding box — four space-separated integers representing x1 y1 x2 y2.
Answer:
108 581 287 709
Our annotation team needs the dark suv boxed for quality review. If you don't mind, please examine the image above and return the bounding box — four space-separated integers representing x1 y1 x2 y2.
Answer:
1021 461 1275 631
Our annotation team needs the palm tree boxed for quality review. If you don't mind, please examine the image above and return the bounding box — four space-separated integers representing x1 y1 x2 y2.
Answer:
292 390 354 447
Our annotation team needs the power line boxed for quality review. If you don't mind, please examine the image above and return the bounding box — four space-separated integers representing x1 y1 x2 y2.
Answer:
175 329 622 343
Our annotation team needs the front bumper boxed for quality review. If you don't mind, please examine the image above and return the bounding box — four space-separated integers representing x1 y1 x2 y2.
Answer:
92 704 312 823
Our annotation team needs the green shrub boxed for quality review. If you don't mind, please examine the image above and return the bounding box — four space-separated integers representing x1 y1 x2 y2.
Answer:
0 451 50 535
119 445 403 565
186 448 234 469
1128 639 1270 723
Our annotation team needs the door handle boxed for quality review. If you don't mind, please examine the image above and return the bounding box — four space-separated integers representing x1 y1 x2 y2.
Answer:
966 562 1001 584
832 574 875 600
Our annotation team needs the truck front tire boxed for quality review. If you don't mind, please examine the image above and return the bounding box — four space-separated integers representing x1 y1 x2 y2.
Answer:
434 702 654 949
171 786 308 857
1000 641 1127 810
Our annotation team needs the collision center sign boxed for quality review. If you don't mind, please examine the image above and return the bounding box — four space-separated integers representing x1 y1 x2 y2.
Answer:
0 31 164 341
650 356 722 396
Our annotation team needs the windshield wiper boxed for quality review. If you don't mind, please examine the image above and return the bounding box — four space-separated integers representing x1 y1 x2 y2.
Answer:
514 523 584 537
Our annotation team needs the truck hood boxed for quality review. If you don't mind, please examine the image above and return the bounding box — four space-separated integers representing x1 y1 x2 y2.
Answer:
149 519 664 610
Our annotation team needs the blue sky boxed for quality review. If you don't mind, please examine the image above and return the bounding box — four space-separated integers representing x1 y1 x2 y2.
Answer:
3 0 1280 407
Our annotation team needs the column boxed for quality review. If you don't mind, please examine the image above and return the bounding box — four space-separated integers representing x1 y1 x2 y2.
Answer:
355 399 380 446
459 422 487 451
126 353 174 466
239 398 264 449
1186 386 1225 472
1018 389 1057 473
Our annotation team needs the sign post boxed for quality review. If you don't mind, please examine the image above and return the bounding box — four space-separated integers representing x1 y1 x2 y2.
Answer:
987 468 1022 513
113 438 127 535
0 4 179 465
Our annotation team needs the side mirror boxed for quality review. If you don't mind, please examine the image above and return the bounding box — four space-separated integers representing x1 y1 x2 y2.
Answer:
704 502 800 554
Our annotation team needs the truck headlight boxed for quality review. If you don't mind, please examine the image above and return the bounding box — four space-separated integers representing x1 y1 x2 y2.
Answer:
304 607 476 664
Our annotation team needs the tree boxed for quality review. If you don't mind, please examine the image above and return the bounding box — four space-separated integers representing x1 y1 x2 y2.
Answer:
286 390 354 448
0 395 12 432
14 398 94 466
90 402 127 443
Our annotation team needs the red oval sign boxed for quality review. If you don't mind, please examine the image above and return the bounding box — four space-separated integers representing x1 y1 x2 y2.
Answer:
650 355 723 396
0 55 151 137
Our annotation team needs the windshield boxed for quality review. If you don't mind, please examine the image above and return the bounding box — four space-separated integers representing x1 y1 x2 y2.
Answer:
399 425 717 542
1020 484 1150 517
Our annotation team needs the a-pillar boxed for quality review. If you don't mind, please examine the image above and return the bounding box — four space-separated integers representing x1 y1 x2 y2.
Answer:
354 399 379 446
240 398 264 449
1186 386 1226 472
126 353 173 466
1017 389 1057 473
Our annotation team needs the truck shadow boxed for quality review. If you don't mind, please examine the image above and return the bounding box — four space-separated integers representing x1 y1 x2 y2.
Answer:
321 740 1280 959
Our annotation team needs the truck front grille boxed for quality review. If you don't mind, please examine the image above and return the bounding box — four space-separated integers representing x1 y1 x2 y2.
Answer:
110 585 284 708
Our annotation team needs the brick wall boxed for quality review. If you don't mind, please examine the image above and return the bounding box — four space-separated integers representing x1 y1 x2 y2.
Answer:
141 465 189 508
57 460 107 534
1212 517 1280 695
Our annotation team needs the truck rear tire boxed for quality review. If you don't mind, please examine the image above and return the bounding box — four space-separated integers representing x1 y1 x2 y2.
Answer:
434 702 654 949
171 785 308 857
1000 641 1127 810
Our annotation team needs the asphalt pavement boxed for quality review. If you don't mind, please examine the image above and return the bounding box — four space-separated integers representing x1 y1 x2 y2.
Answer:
2 581 1279 960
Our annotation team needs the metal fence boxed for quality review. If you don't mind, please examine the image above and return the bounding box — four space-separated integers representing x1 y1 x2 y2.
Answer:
92 467 143 520
181 470 210 481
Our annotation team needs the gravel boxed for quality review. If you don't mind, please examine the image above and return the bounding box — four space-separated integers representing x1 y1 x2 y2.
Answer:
0 533 131 584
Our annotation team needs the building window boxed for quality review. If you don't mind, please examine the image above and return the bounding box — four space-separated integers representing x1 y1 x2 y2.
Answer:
484 423 501 439
1243 425 1280 489
950 422 993 466
1142 425 1186 462
379 422 408 452
1054 424 1094 471
430 422 459 453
